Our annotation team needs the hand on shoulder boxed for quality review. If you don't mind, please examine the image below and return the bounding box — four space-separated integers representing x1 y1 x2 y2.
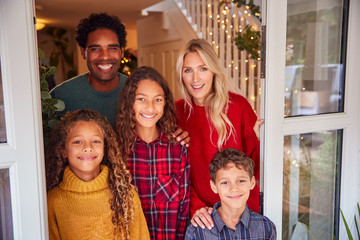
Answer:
191 207 214 230
173 127 190 147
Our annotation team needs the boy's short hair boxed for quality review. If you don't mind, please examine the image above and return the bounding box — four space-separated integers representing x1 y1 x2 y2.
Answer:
209 148 254 182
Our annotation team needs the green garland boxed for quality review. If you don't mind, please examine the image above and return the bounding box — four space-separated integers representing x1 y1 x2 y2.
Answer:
231 0 260 20
222 0 261 60
234 25 261 60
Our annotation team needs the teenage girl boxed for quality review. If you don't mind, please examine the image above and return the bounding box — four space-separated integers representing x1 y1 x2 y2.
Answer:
115 66 190 240
46 109 150 240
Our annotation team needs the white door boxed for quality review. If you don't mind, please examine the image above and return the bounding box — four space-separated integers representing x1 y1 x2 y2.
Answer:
262 0 360 239
0 0 47 239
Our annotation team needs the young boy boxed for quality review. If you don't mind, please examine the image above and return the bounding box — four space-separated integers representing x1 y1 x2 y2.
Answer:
185 147 276 239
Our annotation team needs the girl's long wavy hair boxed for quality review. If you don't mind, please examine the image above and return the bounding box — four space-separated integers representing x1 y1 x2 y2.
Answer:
115 66 177 160
176 38 236 149
45 109 134 240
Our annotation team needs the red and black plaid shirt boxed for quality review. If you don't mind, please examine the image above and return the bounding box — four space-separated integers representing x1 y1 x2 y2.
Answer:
128 133 190 240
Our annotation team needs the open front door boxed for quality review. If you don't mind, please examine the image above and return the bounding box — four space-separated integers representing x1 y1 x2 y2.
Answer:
0 0 47 239
262 0 360 239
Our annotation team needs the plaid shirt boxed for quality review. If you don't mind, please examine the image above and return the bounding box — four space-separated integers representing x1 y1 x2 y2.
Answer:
185 202 276 240
128 133 190 240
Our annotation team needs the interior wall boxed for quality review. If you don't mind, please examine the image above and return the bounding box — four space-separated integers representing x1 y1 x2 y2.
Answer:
136 1 197 100
141 40 184 100
126 28 138 56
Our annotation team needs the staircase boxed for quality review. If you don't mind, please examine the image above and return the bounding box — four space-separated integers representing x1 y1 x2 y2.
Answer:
138 0 261 113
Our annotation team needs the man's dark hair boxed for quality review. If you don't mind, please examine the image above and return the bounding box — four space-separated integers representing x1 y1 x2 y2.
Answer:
75 13 127 49
209 148 254 182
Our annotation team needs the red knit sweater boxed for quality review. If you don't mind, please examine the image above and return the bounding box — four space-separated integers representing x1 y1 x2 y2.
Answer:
176 92 260 217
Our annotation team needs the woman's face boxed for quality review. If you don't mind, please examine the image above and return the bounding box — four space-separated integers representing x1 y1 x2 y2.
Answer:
182 51 214 106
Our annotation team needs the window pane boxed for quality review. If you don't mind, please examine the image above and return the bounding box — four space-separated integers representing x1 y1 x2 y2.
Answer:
0 61 6 143
284 0 347 117
0 168 13 240
282 130 341 239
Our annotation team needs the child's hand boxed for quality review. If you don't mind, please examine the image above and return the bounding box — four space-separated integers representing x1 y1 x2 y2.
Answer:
191 207 214 230
173 127 190 147
253 119 264 140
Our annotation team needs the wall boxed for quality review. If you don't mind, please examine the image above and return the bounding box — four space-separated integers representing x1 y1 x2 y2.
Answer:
137 0 197 100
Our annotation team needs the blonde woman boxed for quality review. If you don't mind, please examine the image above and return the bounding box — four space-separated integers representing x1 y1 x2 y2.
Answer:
175 38 262 230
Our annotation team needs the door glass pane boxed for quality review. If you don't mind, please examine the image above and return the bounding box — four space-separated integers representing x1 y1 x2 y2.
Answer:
0 61 6 143
284 0 348 117
0 168 13 240
282 130 342 239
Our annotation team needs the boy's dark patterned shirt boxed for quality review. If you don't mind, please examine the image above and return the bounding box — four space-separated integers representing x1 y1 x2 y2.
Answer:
185 202 276 239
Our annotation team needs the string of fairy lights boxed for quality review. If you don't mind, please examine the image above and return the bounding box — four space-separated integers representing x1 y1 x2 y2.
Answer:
119 50 137 76
123 0 262 110
199 0 261 112
120 57 131 75
199 1 324 116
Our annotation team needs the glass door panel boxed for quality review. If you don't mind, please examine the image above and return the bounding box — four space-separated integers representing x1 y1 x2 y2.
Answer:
0 0 48 237
282 130 342 239
284 0 347 117
0 168 13 240
0 62 6 143
264 0 359 238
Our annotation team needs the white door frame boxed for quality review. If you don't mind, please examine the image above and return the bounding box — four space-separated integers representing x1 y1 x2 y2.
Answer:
262 0 360 239
0 0 47 239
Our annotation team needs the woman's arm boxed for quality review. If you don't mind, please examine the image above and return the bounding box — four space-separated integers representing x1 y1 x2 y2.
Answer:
238 98 261 179
253 119 264 140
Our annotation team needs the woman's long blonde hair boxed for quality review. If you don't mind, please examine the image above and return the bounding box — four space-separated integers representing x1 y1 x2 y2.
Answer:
176 38 236 149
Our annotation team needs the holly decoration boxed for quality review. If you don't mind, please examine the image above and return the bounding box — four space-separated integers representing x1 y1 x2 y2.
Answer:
234 25 261 60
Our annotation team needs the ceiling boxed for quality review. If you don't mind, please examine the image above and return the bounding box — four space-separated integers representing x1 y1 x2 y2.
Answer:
35 0 164 30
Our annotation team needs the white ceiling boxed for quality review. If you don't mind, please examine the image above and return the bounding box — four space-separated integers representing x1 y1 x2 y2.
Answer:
35 0 164 30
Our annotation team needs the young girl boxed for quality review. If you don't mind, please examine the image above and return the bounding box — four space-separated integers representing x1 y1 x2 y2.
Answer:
175 38 261 229
115 66 190 240
46 109 150 240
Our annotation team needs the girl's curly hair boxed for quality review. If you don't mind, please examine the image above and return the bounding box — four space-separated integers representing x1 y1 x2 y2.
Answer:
75 13 127 49
45 109 133 239
115 66 178 160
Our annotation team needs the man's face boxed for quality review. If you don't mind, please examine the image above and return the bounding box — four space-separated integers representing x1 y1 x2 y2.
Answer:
81 28 124 84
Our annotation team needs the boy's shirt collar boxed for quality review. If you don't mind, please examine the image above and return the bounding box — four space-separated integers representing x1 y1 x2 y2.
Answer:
212 201 251 233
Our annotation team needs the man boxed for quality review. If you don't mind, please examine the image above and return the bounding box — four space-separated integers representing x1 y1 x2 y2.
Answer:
51 13 188 144
50 13 127 126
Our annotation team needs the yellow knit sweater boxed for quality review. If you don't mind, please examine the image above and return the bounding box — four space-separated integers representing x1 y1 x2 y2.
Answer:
47 165 150 240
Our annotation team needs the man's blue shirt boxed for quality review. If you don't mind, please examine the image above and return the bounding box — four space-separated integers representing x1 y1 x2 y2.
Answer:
185 202 276 240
